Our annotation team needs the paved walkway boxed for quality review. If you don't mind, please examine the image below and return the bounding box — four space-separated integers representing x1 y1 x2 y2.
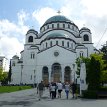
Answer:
0 88 107 107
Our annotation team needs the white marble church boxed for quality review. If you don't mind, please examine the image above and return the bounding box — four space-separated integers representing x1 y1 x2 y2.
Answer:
10 15 98 85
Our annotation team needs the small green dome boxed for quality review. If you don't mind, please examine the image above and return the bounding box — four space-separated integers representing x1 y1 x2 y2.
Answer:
44 15 73 25
46 33 69 39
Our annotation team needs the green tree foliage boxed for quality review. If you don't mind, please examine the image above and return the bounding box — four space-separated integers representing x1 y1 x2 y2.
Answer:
1 72 8 85
8 60 12 83
91 53 107 84
100 45 107 84
76 57 90 78
87 57 101 90
0 67 3 81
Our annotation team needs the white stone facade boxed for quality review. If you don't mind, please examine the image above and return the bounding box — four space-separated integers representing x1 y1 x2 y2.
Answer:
0 56 8 72
10 15 98 85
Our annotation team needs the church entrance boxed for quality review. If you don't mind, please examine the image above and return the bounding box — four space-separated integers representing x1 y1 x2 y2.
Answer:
51 63 61 82
42 66 49 85
64 66 71 83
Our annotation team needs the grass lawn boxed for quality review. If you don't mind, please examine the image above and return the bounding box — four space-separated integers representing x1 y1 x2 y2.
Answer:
0 86 32 93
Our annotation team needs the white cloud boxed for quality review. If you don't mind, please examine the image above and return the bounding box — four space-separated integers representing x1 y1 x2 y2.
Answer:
0 10 29 70
82 0 107 17
32 7 56 26
17 10 29 26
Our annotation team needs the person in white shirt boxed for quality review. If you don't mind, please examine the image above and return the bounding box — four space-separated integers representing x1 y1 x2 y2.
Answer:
57 81 63 98
64 82 70 99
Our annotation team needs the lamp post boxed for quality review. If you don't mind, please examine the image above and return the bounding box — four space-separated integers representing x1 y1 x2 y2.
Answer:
20 64 23 85
73 64 76 83
34 69 36 87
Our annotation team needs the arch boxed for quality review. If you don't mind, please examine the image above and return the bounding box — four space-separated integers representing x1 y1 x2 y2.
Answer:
84 34 89 41
42 66 49 85
51 63 61 82
28 36 33 42
64 66 71 83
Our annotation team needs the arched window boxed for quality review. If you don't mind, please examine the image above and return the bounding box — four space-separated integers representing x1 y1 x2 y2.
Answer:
84 34 89 41
64 66 71 83
72 26 74 30
52 24 54 28
68 24 70 28
28 36 33 42
47 25 49 29
57 23 59 28
56 41 58 45
12 61 15 66
62 41 64 46
46 42 47 48
50 41 52 47
63 24 65 28
71 43 73 49
42 66 49 85
67 42 69 48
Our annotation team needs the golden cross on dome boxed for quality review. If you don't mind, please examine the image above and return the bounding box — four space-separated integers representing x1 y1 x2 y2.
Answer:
57 10 61 15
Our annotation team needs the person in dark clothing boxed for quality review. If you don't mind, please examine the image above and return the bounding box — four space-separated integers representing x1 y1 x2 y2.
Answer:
71 82 77 98
37 81 44 100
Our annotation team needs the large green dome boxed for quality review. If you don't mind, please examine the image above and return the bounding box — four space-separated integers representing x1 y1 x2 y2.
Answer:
44 15 73 25
46 33 69 39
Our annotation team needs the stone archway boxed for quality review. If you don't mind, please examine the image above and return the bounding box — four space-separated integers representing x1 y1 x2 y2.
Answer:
42 66 49 85
64 66 71 83
51 63 61 82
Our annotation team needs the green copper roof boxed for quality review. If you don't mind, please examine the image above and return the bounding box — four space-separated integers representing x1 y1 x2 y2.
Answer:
46 33 69 39
44 15 73 25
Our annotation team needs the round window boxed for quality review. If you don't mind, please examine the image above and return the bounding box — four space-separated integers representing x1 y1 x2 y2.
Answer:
54 51 59 57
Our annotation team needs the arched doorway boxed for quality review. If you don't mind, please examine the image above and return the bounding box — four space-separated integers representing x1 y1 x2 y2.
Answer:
42 66 49 85
64 66 71 83
51 63 61 82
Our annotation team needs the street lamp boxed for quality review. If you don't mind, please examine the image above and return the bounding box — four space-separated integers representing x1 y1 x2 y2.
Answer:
34 69 36 87
72 64 76 83
20 64 23 85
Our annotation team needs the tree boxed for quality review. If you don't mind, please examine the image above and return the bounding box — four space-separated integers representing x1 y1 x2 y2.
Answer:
1 72 8 85
8 60 12 83
87 57 101 90
76 57 90 78
0 67 3 82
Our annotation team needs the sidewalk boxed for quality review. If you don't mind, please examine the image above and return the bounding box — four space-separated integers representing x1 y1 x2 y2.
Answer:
0 88 107 107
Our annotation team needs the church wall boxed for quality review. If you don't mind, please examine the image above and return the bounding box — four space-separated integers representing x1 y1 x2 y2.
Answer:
83 44 94 57
76 48 88 58
11 62 21 85
36 46 76 83
10 15 95 85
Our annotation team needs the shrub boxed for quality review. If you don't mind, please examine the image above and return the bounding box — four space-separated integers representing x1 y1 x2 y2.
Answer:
82 90 98 99
99 86 107 91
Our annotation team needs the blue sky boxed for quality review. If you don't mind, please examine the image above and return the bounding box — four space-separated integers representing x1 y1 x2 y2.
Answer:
0 0 107 70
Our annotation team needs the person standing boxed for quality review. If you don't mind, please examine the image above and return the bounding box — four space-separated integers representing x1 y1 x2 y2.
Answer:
71 82 77 99
51 82 56 99
37 81 44 100
57 81 63 98
49 82 53 98
64 82 70 99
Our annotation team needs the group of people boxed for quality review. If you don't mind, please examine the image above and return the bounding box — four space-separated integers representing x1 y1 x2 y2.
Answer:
37 81 77 100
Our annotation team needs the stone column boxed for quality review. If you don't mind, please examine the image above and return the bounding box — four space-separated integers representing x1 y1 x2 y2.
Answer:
71 64 76 83
61 66 64 83
48 66 51 82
